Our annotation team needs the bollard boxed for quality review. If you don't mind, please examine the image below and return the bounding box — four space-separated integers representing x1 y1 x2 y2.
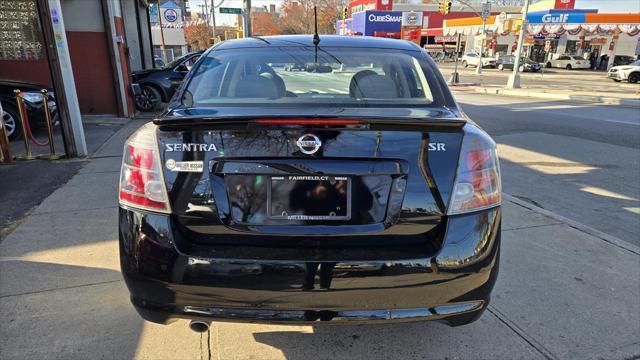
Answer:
0 102 12 164
41 89 59 160
14 89 34 160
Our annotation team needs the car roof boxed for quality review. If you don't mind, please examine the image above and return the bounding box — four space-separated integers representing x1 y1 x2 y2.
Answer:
213 35 421 51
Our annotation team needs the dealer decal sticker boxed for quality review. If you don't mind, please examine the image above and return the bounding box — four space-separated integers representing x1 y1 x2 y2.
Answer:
165 159 204 172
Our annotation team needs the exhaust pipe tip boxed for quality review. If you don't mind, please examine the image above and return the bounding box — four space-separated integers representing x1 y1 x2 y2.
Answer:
189 320 210 333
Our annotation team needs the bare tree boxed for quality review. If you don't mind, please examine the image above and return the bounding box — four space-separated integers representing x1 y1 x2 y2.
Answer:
280 0 342 35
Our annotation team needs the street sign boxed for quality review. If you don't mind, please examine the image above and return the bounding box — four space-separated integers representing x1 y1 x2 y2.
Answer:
481 2 491 21
220 7 242 14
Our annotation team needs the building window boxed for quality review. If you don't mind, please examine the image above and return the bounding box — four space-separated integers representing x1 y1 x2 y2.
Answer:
565 40 579 55
0 0 43 60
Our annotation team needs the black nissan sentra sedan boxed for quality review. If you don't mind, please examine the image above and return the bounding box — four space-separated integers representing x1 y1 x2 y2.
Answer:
118 35 501 332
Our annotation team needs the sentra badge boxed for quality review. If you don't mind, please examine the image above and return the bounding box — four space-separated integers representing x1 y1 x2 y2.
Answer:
165 143 217 152
296 134 322 155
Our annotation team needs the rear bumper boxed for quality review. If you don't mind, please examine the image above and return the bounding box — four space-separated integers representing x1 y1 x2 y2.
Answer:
119 207 501 326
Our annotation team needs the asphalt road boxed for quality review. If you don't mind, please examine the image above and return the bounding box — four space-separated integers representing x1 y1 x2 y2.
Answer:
280 69 639 245
454 91 640 244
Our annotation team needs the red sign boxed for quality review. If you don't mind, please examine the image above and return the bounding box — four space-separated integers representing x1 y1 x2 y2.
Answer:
554 0 575 9
348 0 392 13
373 31 400 38
435 35 457 43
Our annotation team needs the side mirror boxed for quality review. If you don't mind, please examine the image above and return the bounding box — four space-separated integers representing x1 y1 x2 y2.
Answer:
176 64 189 72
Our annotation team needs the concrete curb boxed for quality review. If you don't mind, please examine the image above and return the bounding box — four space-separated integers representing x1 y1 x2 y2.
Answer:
474 87 640 108
504 193 640 255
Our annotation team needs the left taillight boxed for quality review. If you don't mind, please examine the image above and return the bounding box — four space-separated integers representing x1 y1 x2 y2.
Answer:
447 124 501 215
119 123 170 213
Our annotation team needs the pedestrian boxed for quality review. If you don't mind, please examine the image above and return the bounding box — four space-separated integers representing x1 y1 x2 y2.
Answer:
599 54 609 71
589 51 598 70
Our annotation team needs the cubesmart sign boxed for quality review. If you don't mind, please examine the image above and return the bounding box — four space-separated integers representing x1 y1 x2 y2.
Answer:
358 11 403 36
527 11 585 24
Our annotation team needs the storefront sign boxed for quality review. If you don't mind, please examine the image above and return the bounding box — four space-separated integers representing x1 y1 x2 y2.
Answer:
349 0 392 14
528 12 585 24
402 11 423 27
164 9 178 22
435 35 457 43
368 13 402 23
554 0 575 9
354 11 402 36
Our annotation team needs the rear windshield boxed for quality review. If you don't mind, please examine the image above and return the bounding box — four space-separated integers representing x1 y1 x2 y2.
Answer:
182 46 443 108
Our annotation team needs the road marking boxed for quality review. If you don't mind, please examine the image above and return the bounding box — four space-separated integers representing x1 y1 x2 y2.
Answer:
309 88 326 93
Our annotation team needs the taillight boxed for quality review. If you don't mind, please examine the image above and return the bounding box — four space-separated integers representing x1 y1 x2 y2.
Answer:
119 123 170 213
447 125 501 215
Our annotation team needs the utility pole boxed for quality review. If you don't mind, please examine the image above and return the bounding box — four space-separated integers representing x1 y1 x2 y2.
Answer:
36 0 87 157
210 2 217 40
156 3 168 64
507 0 530 88
449 33 462 84
476 1 491 75
243 0 251 38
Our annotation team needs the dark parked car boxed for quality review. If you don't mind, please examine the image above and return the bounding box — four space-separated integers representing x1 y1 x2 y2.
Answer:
497 55 541 72
612 55 636 67
1 80 57 141
131 51 203 112
119 35 501 332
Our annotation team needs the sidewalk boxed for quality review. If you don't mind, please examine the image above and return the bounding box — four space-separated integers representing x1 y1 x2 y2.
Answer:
1 121 639 359
0 116 128 238
461 85 640 107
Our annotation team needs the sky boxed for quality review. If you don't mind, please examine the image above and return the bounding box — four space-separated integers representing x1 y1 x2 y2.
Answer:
185 0 640 26
573 0 640 13
186 0 282 26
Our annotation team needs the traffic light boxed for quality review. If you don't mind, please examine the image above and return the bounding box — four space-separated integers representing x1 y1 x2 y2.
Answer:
342 7 348 19
439 1 452 15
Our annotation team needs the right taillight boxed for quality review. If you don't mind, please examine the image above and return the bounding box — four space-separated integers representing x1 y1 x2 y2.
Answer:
119 123 170 213
448 124 501 215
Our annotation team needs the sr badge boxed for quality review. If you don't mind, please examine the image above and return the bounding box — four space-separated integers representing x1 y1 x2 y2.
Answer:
428 143 446 151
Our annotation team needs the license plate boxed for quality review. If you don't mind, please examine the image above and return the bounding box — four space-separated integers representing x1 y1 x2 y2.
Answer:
268 175 351 220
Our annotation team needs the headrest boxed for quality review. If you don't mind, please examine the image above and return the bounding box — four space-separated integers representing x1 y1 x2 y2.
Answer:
349 71 398 99
235 74 279 98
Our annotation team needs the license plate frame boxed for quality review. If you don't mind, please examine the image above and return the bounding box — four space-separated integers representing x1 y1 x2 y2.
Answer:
267 175 351 221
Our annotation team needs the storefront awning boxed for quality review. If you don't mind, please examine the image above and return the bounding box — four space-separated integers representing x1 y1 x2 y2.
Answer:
443 15 519 36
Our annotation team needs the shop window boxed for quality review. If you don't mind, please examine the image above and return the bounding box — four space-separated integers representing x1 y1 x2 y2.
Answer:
0 0 43 60
565 40 579 55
